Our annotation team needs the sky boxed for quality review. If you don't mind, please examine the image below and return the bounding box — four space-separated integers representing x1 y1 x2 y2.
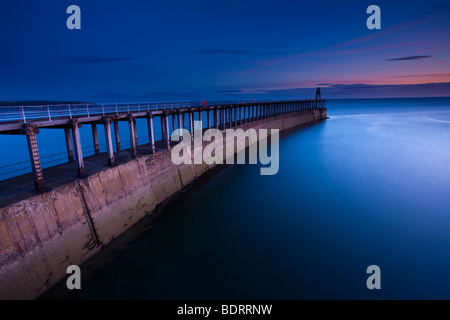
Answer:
0 0 449 102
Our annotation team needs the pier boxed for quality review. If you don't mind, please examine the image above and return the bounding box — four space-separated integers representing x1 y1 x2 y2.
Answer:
0 98 325 193
0 94 326 299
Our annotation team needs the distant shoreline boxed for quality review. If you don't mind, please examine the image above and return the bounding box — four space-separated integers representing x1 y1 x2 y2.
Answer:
0 101 90 106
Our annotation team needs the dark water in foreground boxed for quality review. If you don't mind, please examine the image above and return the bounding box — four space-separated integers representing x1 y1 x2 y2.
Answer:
57 98 450 299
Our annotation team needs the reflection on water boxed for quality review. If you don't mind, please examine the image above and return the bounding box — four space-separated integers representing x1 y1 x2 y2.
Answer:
51 98 450 299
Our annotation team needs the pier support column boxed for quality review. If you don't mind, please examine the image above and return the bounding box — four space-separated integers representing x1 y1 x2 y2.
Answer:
128 115 137 157
225 108 228 127
113 120 121 152
198 108 203 132
189 111 194 141
64 127 74 162
103 117 115 166
178 112 183 136
25 124 45 192
147 113 155 154
207 109 211 129
214 108 218 128
71 120 85 178
164 113 170 148
160 116 166 146
226 108 229 127
172 114 176 133
133 118 138 147
92 124 100 155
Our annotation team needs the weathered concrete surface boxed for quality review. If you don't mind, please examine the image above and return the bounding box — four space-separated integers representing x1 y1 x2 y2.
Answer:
0 109 326 299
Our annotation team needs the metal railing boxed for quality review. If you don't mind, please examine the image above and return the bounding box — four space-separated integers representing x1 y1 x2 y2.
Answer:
0 98 323 124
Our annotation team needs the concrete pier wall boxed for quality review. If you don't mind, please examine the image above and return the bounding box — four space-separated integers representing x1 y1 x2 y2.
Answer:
0 109 326 299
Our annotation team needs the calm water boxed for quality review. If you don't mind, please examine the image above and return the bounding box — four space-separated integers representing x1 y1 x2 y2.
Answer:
47 98 450 299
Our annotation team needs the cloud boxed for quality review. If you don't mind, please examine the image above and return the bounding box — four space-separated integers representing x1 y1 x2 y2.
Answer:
428 4 450 14
196 49 287 55
385 55 432 61
95 90 200 102
259 82 450 99
53 56 134 64
215 89 242 94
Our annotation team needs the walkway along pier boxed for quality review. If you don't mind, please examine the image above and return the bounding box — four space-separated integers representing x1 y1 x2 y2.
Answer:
0 96 326 299
0 99 325 192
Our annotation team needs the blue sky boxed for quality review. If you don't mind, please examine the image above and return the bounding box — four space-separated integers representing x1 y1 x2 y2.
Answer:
0 0 449 102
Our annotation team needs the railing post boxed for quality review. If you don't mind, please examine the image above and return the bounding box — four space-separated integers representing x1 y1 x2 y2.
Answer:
47 106 52 121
